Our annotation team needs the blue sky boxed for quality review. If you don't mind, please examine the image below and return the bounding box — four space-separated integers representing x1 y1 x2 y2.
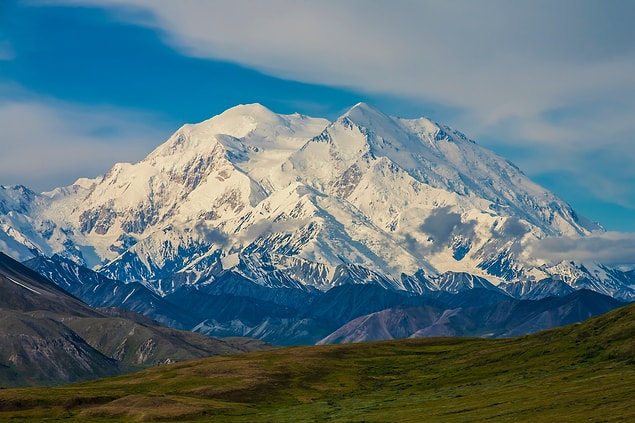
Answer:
1 0 635 234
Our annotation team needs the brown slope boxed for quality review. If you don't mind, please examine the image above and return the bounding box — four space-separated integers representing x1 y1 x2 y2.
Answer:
0 253 272 387
66 308 274 369
0 252 119 386
0 252 98 317
0 310 119 387
319 289 626 343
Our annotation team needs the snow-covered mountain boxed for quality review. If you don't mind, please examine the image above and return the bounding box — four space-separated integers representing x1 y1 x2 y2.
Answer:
1 103 634 301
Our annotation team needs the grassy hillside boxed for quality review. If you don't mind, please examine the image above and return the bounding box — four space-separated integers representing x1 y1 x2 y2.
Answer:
0 302 634 422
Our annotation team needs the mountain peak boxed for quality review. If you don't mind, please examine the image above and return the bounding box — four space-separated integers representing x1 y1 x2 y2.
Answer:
337 102 420 158
185 103 283 140
341 102 392 127
218 103 277 121
345 101 379 114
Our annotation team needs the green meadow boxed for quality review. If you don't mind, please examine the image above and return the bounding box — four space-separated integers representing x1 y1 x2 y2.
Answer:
1 302 633 422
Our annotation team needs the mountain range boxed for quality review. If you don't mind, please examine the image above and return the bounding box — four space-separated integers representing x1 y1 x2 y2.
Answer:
1 102 634 346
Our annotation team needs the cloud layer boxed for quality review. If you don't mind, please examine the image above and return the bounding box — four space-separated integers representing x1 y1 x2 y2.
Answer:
63 1 635 122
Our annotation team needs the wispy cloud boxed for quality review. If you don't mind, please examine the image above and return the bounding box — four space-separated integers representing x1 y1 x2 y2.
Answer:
53 2 635 119
525 232 635 267
0 92 171 192
0 40 14 61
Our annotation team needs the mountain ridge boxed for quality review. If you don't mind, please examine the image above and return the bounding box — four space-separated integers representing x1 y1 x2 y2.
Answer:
23 254 629 346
